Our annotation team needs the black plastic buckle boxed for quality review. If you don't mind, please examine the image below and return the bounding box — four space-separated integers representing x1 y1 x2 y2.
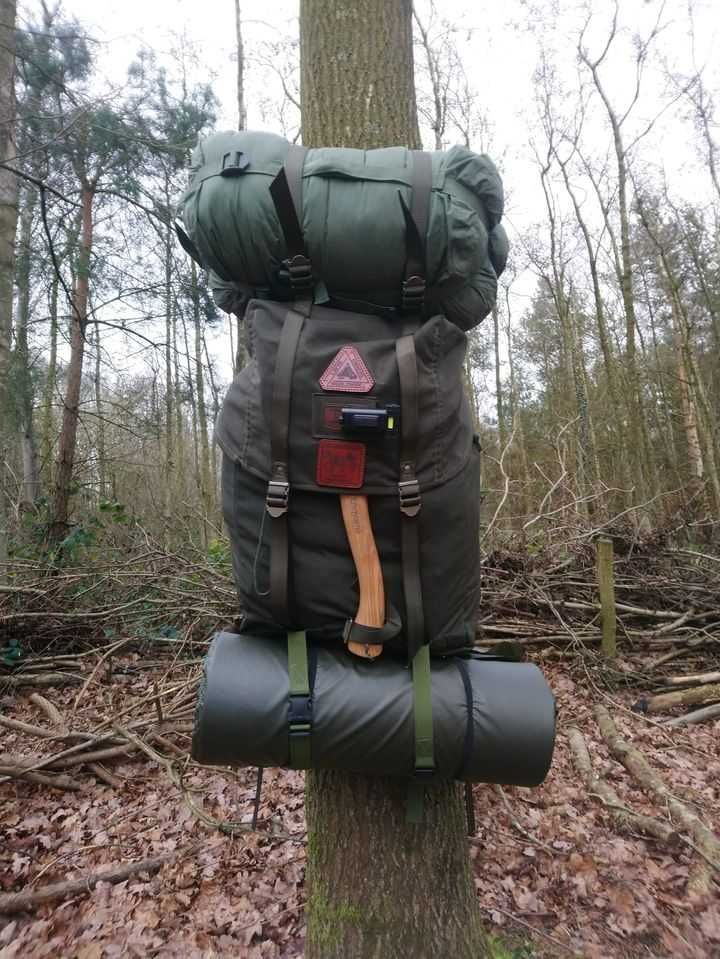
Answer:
398 477 421 517
284 254 313 293
402 274 426 312
220 150 250 176
288 694 313 731
266 478 290 517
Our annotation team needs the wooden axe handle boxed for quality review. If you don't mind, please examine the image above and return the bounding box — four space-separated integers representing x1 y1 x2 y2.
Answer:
340 494 384 659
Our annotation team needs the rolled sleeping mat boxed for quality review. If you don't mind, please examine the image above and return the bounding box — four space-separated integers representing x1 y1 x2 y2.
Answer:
192 631 556 785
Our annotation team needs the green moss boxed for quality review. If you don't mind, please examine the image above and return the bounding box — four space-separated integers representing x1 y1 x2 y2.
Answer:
306 884 367 950
487 933 537 959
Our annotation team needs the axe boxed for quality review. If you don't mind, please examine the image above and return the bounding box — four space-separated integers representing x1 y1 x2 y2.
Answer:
340 494 385 659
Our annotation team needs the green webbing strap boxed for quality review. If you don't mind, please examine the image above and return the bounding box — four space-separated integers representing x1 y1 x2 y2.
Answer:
287 630 312 769
406 643 434 823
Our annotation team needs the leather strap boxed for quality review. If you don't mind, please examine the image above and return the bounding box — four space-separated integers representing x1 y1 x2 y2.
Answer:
343 603 402 649
267 309 305 624
396 335 425 661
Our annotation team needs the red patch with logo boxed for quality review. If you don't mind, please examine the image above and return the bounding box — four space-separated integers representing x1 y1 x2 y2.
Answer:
316 439 366 489
319 346 374 393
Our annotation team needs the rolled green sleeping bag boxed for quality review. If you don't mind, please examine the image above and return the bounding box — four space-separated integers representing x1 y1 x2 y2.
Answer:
178 130 509 331
192 632 556 785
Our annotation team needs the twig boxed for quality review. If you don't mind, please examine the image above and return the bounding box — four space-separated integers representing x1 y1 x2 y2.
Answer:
0 844 202 915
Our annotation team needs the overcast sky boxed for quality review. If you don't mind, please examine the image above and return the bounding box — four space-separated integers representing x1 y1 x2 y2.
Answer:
18 0 720 391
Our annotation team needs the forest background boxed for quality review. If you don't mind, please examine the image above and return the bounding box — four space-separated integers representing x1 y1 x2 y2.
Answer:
1 1 720 956
2 0 720 569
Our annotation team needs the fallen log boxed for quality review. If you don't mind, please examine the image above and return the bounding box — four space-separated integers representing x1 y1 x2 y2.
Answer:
0 845 200 915
0 672 83 688
0 764 81 791
566 725 677 843
634 683 720 715
663 671 720 688
595 705 720 897
665 703 720 728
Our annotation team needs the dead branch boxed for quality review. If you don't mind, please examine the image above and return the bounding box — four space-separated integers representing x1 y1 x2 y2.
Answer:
665 703 720 728
595 705 720 896
0 844 201 915
663 671 720 687
566 725 677 843
0 672 83 687
634 683 720 715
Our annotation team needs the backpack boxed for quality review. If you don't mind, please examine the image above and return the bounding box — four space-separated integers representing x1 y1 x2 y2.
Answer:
180 136 511 803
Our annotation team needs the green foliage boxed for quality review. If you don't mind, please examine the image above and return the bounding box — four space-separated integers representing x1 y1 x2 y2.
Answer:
206 537 231 568
1 638 23 667
487 934 538 959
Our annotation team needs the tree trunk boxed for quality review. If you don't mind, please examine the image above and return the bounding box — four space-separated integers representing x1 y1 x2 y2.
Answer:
15 186 42 508
234 0 247 130
300 0 421 150
492 307 506 450
191 261 212 539
299 3 490 956
92 320 106 500
41 271 59 480
306 773 487 958
48 181 94 546
0 0 18 576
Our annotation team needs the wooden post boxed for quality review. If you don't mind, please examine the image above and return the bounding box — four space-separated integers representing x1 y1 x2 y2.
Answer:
596 537 616 658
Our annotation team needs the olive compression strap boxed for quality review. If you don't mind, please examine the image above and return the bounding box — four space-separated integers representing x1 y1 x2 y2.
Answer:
287 630 312 768
406 642 435 823
265 145 311 624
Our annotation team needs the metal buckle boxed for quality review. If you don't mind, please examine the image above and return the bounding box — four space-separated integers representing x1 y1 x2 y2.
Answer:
220 150 250 176
402 274 426 312
284 254 313 293
414 765 435 780
266 479 289 517
399 478 421 517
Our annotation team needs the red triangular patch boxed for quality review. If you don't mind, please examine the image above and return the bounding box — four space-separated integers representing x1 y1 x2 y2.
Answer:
319 346 374 393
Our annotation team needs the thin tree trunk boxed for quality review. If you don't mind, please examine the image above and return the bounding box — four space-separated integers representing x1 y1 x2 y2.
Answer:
163 226 174 549
93 320 105 500
42 271 59 482
234 0 247 130
48 182 94 546
0 0 18 575
299 2 490 956
492 307 506 449
191 262 212 545
14 186 41 507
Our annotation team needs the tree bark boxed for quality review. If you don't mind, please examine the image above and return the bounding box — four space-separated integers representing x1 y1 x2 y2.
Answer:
48 181 94 546
300 0 421 150
306 773 487 958
299 3 490 956
0 0 18 576
14 185 42 508
234 0 247 130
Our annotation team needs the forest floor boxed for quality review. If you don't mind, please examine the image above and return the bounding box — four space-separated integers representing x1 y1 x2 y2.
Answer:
1 648 719 959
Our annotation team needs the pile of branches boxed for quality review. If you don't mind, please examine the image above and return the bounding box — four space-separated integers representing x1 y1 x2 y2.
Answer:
479 538 720 656
1 539 239 655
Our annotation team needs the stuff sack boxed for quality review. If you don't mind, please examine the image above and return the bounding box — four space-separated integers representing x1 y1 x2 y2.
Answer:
192 631 556 785
177 130 508 331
